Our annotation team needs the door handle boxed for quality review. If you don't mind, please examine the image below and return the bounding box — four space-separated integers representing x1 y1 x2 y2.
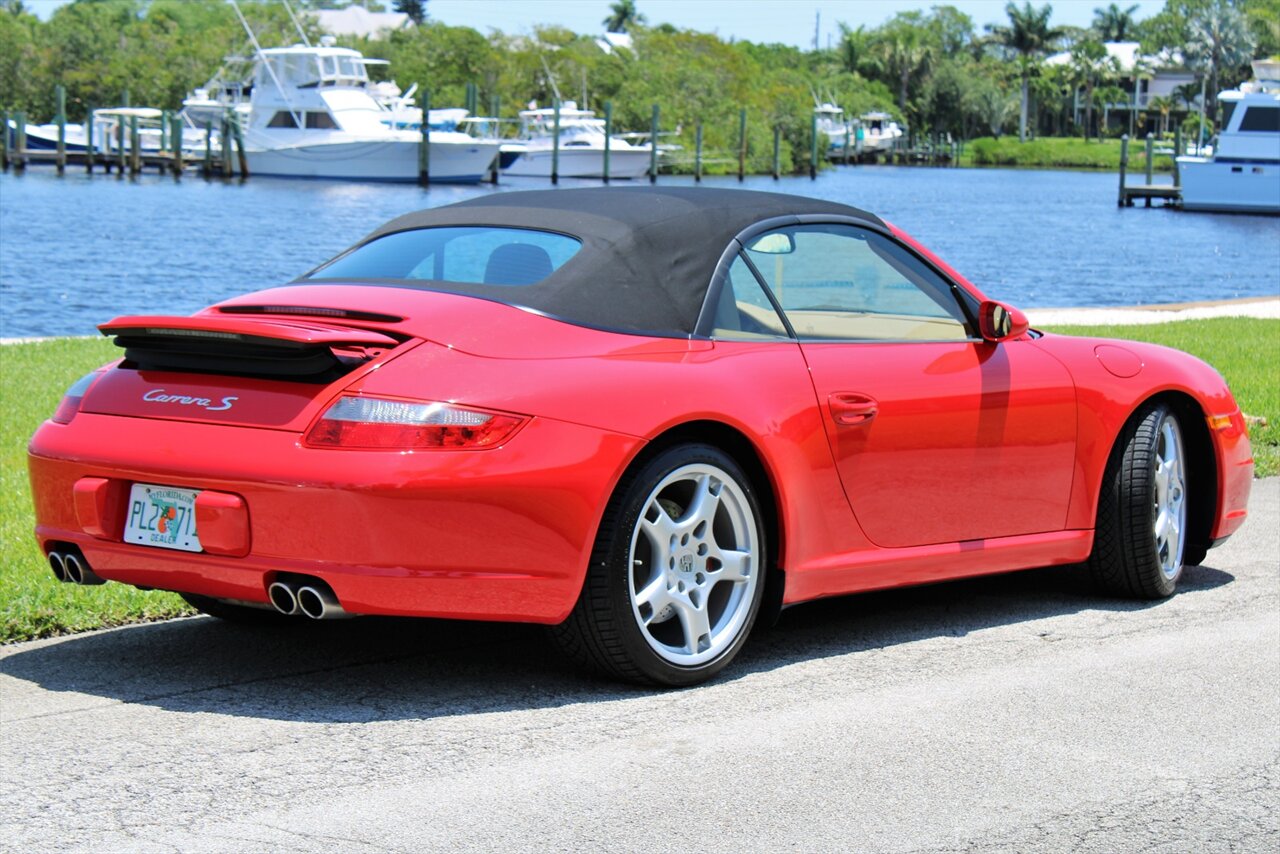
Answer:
829 393 878 426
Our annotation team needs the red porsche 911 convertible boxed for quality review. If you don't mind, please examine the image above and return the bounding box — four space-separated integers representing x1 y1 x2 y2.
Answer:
29 188 1252 685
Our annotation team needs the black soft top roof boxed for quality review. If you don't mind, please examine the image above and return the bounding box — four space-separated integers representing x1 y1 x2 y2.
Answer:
313 187 884 336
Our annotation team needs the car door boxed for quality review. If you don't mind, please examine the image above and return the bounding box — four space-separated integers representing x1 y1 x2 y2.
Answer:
739 223 1078 549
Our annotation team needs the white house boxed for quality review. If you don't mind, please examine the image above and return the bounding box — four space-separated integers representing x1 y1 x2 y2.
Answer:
309 6 414 40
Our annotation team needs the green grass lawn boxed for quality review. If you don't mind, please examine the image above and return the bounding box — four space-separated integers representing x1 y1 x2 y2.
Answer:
1 319 1274 642
1 338 193 642
1047 318 1279 478
965 136 1176 171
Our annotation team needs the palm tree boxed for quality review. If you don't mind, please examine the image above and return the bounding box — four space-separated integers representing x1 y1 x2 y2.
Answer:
1148 94 1174 135
1092 3 1139 42
1184 0 1256 117
1069 38 1117 139
877 22 933 116
603 0 645 34
988 2 1064 142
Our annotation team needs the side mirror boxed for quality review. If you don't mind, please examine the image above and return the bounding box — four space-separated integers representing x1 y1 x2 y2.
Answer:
978 300 1029 343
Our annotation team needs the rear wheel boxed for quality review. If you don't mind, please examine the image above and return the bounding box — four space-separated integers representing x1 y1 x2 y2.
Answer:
553 444 767 686
180 593 294 625
1089 403 1189 598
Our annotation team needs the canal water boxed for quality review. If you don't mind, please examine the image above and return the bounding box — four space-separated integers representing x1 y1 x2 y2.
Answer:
1 166 1277 337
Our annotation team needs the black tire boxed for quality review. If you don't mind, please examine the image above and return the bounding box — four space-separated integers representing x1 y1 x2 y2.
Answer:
552 443 768 687
1088 402 1190 598
180 593 295 625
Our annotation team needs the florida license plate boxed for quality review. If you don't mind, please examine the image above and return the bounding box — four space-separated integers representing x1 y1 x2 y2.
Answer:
124 483 202 552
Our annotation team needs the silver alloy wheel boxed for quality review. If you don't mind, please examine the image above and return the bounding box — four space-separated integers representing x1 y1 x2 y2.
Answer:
1153 415 1187 579
628 463 760 667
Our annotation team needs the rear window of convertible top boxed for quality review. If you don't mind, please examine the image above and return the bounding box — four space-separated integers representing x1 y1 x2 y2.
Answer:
307 226 582 287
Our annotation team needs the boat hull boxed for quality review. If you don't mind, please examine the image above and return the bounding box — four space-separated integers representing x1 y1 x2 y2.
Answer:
245 138 498 184
504 147 652 179
1177 157 1280 214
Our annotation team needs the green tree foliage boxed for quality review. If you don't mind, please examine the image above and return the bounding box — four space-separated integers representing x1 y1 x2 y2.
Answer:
1093 3 1141 41
603 0 645 34
1 0 1273 164
393 1 427 26
988 2 1065 142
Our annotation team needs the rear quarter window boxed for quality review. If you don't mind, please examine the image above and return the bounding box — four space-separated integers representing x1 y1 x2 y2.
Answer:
309 227 582 286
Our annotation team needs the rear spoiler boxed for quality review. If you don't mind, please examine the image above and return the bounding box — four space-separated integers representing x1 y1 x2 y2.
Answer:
99 315 403 381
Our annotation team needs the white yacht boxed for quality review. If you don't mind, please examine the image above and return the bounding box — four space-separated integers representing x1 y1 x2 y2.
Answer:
1177 60 1280 214
857 111 904 155
814 103 850 157
503 101 653 179
185 43 500 183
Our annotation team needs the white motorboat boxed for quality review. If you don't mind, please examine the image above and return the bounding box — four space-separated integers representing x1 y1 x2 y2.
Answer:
814 103 850 158
857 111 904 155
9 108 210 155
503 101 653 179
1176 60 1280 214
185 42 500 183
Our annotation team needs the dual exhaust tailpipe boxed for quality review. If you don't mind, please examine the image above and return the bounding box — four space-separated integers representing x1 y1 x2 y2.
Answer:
48 549 106 586
268 579 351 620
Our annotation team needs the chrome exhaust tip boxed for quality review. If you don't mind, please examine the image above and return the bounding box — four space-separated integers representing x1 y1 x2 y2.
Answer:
296 585 350 620
62 553 106 585
63 553 84 584
49 552 69 583
268 582 299 616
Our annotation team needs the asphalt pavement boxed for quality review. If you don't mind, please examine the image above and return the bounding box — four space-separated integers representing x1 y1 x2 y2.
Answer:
3 479 1277 853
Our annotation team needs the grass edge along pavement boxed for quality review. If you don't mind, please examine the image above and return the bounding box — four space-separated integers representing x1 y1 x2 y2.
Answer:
3 317 1276 643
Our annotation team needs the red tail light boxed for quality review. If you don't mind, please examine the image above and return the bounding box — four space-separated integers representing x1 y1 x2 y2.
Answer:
305 396 527 450
51 371 104 425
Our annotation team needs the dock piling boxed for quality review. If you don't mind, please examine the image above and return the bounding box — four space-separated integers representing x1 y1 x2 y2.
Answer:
694 121 703 183
418 88 430 186
843 121 851 165
13 111 26 172
1118 134 1129 207
649 104 659 184
54 85 66 173
772 126 780 180
1152 133 1162 207
202 120 213 178
85 106 95 172
219 113 230 177
231 113 248 177
809 112 818 179
1173 124 1182 189
171 112 183 175
116 116 126 175
737 108 746 182
129 115 141 175
602 101 612 183
551 99 560 185
1 108 8 172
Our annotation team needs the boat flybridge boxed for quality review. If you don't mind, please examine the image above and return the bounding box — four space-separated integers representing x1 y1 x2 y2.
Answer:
1177 59 1280 214
186 43 500 183
503 101 653 179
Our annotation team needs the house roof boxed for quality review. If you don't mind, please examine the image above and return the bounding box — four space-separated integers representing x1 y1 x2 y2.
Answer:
1045 41 1185 74
309 7 413 39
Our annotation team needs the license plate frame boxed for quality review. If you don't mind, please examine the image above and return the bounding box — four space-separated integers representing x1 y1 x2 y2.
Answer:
123 483 202 553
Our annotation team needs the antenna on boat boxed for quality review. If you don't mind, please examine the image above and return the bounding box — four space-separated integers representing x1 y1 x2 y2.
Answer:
538 54 563 103
229 0 303 128
282 0 312 48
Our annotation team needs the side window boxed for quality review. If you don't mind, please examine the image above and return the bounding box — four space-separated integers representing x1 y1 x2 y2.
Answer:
267 111 300 129
1238 107 1280 132
744 224 972 341
710 254 791 340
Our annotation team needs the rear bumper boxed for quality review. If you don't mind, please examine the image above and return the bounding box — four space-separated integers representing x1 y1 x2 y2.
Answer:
29 413 641 623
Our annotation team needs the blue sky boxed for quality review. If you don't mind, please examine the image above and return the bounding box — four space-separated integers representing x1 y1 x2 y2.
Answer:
24 1 1162 49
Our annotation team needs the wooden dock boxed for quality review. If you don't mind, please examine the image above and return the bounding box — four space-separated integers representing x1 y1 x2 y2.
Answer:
1118 132 1182 208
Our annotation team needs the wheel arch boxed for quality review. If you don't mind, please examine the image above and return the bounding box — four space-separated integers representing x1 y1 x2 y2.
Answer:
624 419 788 626
1106 390 1217 558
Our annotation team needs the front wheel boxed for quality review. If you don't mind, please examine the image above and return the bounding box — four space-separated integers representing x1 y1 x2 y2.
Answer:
1088 403 1190 598
553 444 767 686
